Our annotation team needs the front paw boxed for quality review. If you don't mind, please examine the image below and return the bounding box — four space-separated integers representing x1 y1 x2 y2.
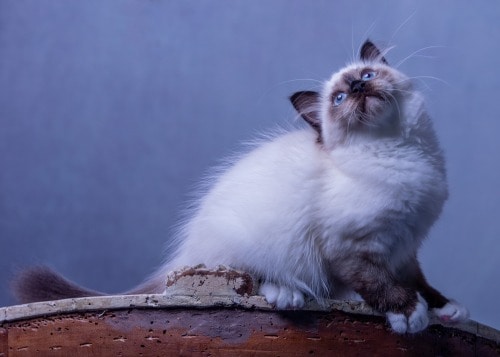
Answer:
386 294 429 334
259 282 304 309
433 300 469 324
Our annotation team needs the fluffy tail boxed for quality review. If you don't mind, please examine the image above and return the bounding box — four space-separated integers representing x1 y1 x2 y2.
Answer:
11 266 105 303
11 266 166 304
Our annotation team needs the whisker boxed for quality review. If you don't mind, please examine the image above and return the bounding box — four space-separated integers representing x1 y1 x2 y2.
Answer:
383 92 402 123
391 88 416 96
257 78 324 105
395 45 446 68
380 45 396 59
347 110 356 134
408 75 451 87
351 22 356 63
357 19 378 59
270 78 324 86
363 19 378 43
395 75 451 91
388 11 417 47
354 109 377 128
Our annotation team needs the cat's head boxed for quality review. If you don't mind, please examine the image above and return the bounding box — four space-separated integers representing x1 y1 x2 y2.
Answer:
291 40 413 148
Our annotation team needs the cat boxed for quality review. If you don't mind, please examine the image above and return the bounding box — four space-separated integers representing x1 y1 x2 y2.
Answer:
12 40 468 334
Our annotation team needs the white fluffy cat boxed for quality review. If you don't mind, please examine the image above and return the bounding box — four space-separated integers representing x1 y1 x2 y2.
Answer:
13 40 468 334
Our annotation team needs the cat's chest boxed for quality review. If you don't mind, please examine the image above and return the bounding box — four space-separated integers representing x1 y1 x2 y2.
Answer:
314 149 437 234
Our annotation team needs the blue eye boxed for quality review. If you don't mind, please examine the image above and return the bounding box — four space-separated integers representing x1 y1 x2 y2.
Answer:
333 92 347 106
361 71 377 81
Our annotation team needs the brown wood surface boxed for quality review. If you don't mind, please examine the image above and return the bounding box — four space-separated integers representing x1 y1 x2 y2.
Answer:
1 307 499 357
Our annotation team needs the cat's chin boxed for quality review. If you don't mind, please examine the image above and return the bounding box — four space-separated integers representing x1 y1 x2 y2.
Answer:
347 97 386 129
362 95 387 116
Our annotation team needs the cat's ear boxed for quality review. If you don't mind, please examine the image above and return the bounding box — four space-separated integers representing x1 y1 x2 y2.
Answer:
360 40 388 65
290 91 322 135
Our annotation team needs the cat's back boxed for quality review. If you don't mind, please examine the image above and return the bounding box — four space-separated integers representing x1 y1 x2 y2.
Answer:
187 129 321 230
202 128 323 208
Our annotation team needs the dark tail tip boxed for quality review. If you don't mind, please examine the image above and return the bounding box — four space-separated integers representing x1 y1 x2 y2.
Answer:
11 266 103 304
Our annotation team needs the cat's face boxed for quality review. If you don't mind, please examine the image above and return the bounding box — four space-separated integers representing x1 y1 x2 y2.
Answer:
291 40 413 148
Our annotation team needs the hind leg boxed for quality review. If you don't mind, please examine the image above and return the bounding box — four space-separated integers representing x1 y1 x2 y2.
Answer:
413 264 469 323
335 253 429 334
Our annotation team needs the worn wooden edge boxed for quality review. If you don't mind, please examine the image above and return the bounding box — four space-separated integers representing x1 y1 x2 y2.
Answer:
1 294 499 345
0 294 375 322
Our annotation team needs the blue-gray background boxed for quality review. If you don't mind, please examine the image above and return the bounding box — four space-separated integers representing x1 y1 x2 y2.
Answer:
1 1 499 329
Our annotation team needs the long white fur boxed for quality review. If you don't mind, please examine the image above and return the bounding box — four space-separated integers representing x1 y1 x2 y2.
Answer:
150 57 455 333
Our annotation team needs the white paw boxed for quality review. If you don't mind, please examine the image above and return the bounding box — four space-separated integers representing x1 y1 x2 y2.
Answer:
433 300 469 324
386 294 429 334
259 282 304 309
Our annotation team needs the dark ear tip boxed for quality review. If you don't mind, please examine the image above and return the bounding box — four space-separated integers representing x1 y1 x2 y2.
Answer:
360 39 388 65
360 39 376 54
289 91 319 105
289 92 301 104
362 39 374 47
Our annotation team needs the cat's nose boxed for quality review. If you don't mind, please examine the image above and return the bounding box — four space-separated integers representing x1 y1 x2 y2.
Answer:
350 80 366 94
